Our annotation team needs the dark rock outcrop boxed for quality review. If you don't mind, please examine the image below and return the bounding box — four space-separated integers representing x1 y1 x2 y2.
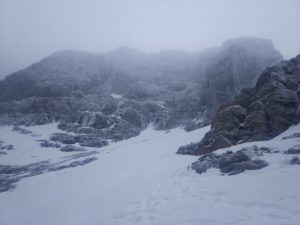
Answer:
179 54 300 155
60 145 87 152
50 133 78 144
191 145 268 175
282 133 300 139
290 156 300 165
37 140 61 148
285 145 300 155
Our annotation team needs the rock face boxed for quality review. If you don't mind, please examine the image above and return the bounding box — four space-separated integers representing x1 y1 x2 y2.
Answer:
0 37 283 143
199 37 282 115
179 54 300 155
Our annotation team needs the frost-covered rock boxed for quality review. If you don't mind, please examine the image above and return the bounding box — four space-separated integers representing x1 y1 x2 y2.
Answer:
191 145 268 175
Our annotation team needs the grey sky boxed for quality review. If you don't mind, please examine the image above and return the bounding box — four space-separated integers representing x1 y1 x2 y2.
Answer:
0 0 300 79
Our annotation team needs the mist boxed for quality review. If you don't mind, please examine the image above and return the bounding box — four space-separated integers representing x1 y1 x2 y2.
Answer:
0 0 300 79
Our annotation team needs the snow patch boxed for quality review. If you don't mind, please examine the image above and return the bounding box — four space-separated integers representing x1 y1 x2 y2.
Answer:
111 93 123 99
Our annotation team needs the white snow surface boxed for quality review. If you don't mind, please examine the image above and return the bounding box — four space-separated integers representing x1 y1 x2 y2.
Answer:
0 123 300 225
110 93 123 99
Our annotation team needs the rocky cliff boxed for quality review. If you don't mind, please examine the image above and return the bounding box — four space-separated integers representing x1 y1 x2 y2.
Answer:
178 54 300 155
0 37 283 144
199 37 282 115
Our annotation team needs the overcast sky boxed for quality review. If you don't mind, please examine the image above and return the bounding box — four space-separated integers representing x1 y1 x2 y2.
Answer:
0 0 300 79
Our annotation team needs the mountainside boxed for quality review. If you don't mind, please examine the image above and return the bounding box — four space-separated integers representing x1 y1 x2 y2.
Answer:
1 38 300 225
0 37 282 144
178 54 300 155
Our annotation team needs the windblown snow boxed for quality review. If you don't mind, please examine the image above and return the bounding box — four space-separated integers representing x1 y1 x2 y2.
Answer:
0 123 300 225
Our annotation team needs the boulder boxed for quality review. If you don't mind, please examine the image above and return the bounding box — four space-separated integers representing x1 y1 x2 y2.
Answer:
191 153 220 174
50 133 78 144
38 140 61 148
220 159 268 175
177 142 200 155
290 156 300 165
60 145 86 152
191 145 268 175
285 145 300 154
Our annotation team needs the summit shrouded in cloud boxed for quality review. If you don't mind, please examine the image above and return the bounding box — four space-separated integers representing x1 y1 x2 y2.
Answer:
0 0 300 79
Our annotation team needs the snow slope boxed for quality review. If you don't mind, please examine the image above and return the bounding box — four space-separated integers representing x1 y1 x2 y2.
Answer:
0 123 300 225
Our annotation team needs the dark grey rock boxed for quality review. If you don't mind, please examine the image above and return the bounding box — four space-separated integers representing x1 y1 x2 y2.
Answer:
0 140 14 151
77 134 108 148
79 139 108 148
282 133 300 139
78 127 95 134
191 153 220 174
220 159 268 175
259 146 274 153
184 121 197 132
60 145 87 152
0 177 19 192
37 140 61 148
290 156 300 165
191 145 268 175
177 142 200 155
285 145 300 154
0 145 14 150
12 126 33 135
50 133 78 144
